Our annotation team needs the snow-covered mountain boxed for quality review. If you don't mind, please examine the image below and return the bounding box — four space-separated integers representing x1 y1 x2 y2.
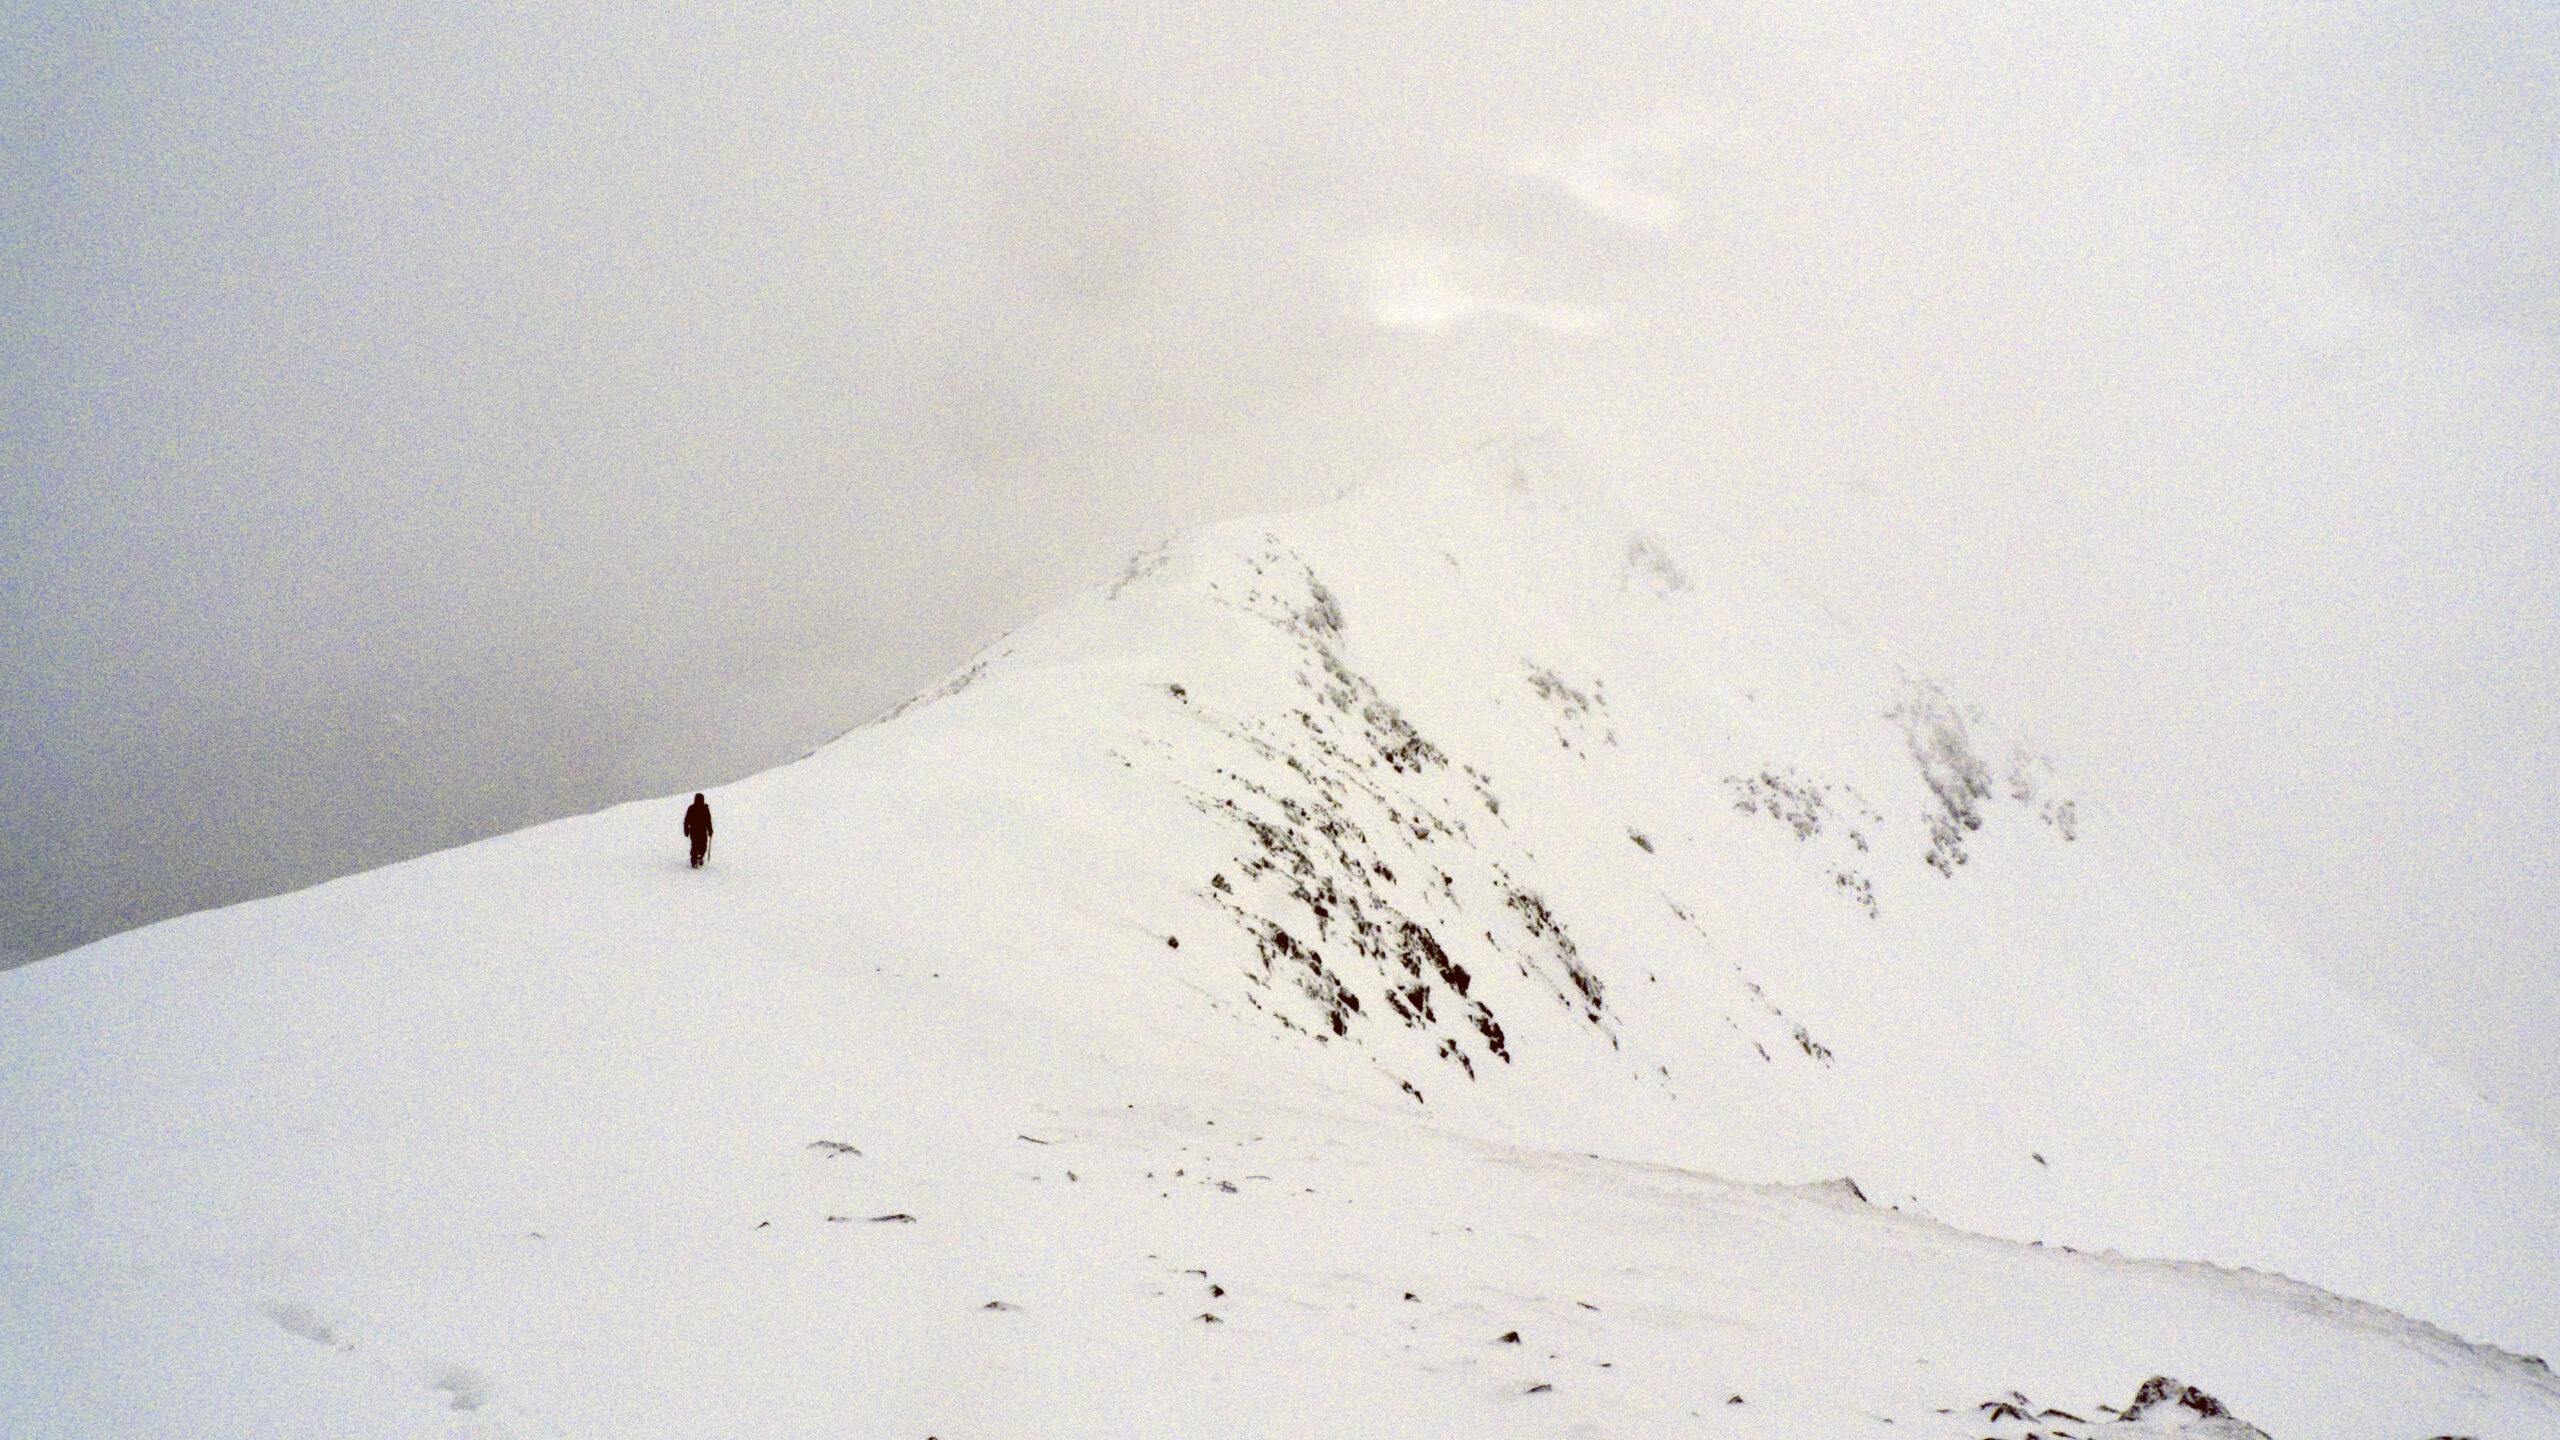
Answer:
6 444 2556 1438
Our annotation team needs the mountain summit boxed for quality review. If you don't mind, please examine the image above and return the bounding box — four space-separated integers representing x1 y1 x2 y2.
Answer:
6 444 2555 1437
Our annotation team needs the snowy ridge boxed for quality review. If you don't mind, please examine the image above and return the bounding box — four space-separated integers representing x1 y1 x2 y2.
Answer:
821 443 2559 1344
4 444 2556 1436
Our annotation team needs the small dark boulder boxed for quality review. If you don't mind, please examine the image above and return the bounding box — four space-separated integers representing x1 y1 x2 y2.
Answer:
2118 1377 2271 1439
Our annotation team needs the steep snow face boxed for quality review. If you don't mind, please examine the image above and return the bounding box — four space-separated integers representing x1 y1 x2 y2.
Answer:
4 447 2558 1435
783 443 2560 1356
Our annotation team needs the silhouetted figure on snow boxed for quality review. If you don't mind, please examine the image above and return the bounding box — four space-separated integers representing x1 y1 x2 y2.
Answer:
683 793 713 869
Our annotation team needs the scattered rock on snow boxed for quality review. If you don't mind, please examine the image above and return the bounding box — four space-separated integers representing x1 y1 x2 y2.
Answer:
1815 1176 1867 1203
2117 1376 2272 1438
1970 1377 2271 1440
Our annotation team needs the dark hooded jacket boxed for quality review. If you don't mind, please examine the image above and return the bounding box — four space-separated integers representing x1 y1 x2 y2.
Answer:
683 795 713 842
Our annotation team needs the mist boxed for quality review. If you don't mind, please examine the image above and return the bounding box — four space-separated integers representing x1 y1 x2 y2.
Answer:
5 2 2554 1143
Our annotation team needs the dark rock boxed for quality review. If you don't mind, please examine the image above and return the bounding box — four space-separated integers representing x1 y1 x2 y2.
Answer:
2118 1377 2270 1438
2124 1377 2227 1421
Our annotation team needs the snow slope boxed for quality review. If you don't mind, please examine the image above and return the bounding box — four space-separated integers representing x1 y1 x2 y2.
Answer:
5 445 2556 1437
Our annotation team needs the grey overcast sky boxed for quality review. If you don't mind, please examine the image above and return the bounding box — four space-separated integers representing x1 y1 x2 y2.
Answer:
5 2 2554 1144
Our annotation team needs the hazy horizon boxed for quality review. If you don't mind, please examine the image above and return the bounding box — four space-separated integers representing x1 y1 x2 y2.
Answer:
6 1 2554 1146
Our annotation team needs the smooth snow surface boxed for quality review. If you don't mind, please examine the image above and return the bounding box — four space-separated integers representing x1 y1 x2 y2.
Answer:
6 447 2557 1437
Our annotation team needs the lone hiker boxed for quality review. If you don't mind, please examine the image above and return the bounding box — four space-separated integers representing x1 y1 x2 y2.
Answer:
683 793 714 869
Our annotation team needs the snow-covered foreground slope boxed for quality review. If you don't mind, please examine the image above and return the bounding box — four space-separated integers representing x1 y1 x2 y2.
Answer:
6 448 2557 1436
9 925 2552 1439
